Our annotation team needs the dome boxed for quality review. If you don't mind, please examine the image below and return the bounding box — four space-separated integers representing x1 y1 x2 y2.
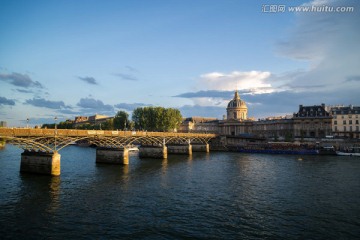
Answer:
227 91 247 108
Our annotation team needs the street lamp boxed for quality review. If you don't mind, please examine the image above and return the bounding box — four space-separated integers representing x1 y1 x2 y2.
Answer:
54 116 58 151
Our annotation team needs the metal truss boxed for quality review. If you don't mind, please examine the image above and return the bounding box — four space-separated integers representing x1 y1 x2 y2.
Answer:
3 135 213 153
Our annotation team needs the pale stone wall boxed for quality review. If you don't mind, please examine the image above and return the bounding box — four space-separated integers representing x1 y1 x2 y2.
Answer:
139 146 167 159
191 144 209 152
96 148 129 165
167 144 192 155
20 151 61 176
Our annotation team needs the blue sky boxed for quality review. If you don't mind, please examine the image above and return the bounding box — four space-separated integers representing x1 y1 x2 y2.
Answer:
0 0 359 126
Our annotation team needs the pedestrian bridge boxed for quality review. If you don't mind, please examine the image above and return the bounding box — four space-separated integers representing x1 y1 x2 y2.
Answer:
0 128 217 176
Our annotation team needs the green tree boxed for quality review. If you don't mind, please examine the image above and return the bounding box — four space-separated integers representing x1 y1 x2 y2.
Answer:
113 111 130 130
132 106 182 132
101 118 114 130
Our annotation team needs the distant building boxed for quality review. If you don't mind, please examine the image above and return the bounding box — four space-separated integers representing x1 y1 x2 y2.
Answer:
252 116 294 141
179 117 219 133
226 91 247 121
330 105 360 139
293 104 332 138
73 114 113 128
0 121 7 128
180 91 336 142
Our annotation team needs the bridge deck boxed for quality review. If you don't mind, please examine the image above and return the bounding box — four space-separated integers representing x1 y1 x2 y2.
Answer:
0 128 216 138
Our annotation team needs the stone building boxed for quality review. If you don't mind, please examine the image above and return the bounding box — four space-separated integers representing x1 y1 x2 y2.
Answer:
218 91 254 136
180 91 335 141
293 104 332 138
226 91 247 120
330 105 360 139
73 114 113 128
179 117 219 133
252 116 294 141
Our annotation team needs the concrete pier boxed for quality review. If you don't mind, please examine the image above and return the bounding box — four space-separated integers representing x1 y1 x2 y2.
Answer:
139 145 167 159
20 151 61 176
192 143 210 153
167 144 192 155
96 147 129 165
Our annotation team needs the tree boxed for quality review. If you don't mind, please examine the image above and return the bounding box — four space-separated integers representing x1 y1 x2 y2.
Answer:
101 118 114 130
113 111 130 130
132 106 182 132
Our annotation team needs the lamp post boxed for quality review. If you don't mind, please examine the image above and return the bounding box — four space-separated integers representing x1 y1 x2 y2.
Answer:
54 116 58 151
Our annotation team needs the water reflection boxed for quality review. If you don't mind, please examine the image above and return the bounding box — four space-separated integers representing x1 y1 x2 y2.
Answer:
1 146 360 239
47 176 60 213
161 158 168 174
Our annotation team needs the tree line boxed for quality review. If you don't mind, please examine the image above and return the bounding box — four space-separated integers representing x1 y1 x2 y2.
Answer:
42 106 183 132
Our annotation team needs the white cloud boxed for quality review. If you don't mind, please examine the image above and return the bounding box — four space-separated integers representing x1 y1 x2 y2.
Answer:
198 71 273 93
277 0 360 92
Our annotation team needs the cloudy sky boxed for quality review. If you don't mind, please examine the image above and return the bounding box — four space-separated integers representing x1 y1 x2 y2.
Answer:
0 0 359 126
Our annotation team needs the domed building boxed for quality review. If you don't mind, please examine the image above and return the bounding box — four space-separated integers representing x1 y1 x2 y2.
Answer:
226 91 247 121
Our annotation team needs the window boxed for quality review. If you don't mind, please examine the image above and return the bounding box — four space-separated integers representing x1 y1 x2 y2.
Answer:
343 120 346 125
356 120 359 124
335 126 338 131
350 126 353 132
334 121 337 125
356 126 359 131
349 115 352 118
342 116 344 119
344 126 347 131
349 120 353 124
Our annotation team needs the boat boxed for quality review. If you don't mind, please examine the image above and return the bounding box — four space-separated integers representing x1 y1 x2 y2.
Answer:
336 147 360 156
231 142 319 155
318 146 337 155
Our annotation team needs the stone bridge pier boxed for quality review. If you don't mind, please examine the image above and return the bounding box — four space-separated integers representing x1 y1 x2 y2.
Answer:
192 143 210 153
96 147 129 165
139 145 168 159
20 151 61 176
167 144 192 155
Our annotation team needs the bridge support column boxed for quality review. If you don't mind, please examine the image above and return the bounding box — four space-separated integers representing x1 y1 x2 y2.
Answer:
20 151 61 176
167 144 192 155
96 147 129 165
139 146 167 159
192 143 210 153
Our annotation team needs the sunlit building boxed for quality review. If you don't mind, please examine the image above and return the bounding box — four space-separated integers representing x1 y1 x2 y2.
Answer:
330 105 360 139
292 104 332 139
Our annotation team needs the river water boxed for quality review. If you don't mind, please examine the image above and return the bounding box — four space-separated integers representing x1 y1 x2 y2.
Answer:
0 145 359 239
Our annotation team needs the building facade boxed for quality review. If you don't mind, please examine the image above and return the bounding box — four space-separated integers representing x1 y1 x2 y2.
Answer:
330 105 360 139
179 117 219 133
73 114 113 128
226 91 248 120
181 91 336 141
292 104 332 139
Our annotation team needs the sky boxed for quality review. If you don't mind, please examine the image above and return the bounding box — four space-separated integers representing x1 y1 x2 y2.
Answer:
0 0 359 126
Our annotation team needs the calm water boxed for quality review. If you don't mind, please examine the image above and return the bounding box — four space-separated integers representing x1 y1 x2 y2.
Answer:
1 145 360 239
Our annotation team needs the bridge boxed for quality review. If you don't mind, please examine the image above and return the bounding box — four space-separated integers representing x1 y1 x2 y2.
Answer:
0 128 216 176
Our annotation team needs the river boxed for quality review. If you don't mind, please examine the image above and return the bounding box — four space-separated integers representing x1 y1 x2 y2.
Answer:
0 145 359 239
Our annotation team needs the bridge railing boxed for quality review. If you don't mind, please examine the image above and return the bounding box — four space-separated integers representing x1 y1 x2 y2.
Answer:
0 128 216 138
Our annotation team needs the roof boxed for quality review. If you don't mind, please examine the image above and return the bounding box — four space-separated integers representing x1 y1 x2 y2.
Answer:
227 91 247 108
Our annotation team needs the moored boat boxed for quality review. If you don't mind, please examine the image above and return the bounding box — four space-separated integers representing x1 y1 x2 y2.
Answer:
336 147 360 156
231 142 319 155
318 146 337 155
